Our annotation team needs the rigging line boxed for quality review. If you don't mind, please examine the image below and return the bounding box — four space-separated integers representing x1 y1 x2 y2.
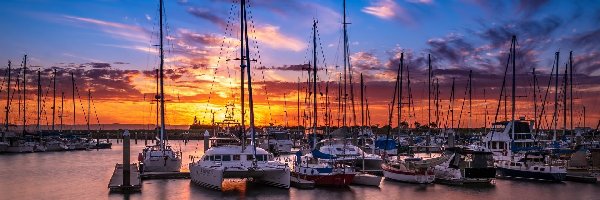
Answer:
457 73 470 129
202 0 238 124
539 59 556 130
247 0 275 124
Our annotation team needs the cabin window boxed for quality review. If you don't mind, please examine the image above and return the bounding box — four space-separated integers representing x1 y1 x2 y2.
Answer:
214 155 222 161
247 155 254 161
203 156 209 161
336 148 343 151
510 163 515 166
534 167 538 170
257 155 266 161
209 156 215 161
233 155 240 160
515 163 522 167
348 148 356 152
222 155 231 161
540 168 545 171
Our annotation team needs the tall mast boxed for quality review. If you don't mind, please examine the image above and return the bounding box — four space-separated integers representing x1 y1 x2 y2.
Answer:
563 62 567 136
511 35 516 141
37 70 41 134
428 54 431 130
398 53 403 134
60 92 64 132
312 20 318 149
155 69 159 142
468 70 472 134
484 89 488 133
297 77 300 128
533 67 537 134
360 73 364 130
71 72 75 132
87 89 91 135
450 78 455 129
569 51 573 132
158 0 166 149
22 55 27 134
342 0 348 128
239 0 246 150
553 51 559 141
5 61 11 132
52 68 56 131
242 0 256 153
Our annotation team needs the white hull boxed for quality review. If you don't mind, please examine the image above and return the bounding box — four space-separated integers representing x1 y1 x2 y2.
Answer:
190 164 290 190
383 170 435 184
352 173 382 186
142 157 182 172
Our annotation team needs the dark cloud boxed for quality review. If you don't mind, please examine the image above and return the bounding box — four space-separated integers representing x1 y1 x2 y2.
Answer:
517 0 550 15
187 7 227 29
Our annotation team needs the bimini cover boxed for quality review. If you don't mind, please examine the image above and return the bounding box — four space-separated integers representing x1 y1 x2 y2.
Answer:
311 149 338 159
375 138 397 150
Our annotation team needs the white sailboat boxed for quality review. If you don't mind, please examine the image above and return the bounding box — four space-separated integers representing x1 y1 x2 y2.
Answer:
138 0 182 173
189 0 289 190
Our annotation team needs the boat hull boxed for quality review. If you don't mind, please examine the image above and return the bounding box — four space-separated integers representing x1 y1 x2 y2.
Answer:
291 172 355 186
496 167 566 182
190 164 290 190
383 167 435 184
142 158 182 172
352 173 382 186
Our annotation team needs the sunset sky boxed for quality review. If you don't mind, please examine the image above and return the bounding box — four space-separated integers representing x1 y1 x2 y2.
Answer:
0 0 599 130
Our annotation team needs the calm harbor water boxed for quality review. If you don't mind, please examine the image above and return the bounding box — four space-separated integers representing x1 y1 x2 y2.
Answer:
1 140 599 200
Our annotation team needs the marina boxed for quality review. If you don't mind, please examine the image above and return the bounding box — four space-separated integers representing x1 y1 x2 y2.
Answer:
1 0 600 199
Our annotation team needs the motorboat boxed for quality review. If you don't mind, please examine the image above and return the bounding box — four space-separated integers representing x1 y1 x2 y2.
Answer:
382 156 436 184
433 146 496 185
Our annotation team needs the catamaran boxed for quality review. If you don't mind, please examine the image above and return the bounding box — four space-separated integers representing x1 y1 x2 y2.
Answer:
189 0 290 190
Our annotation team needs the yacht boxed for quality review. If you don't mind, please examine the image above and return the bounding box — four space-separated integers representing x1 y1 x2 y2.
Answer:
382 156 436 184
259 126 293 154
433 146 496 185
483 119 538 161
190 144 290 190
292 149 356 186
317 139 383 173
46 139 68 151
496 151 566 182
189 0 289 190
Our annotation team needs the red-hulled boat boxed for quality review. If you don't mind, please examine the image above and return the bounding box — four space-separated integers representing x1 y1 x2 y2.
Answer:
292 150 356 186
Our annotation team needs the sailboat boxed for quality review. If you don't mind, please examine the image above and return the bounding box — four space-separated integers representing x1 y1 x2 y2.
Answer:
492 36 566 181
138 0 182 173
6 55 34 153
189 0 290 190
291 19 356 187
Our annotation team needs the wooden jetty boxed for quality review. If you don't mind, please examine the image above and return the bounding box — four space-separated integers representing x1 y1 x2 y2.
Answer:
108 163 142 192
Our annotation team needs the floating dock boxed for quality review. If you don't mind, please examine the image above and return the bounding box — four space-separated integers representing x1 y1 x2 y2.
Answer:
290 176 315 189
141 172 191 180
108 163 142 193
